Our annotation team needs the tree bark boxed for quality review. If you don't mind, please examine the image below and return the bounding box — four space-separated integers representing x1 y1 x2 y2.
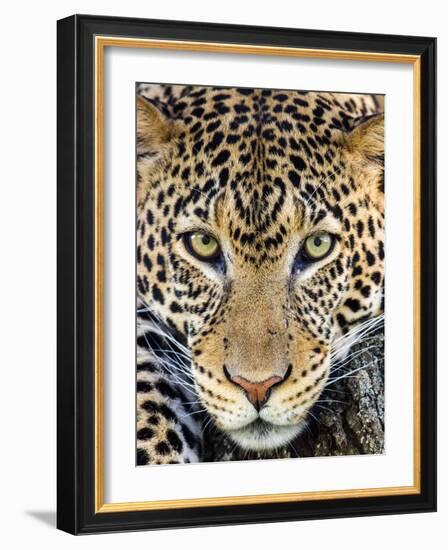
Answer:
203 327 384 462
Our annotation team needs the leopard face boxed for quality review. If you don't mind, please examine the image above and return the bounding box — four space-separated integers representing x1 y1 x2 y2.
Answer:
136 85 384 451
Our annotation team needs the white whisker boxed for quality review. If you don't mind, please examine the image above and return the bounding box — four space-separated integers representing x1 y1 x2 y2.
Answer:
326 360 378 387
330 344 382 374
179 409 208 419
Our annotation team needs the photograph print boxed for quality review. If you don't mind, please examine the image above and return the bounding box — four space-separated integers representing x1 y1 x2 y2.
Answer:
135 84 385 466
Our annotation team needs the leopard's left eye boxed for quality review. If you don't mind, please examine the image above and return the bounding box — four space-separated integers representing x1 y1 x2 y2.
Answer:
183 231 221 262
303 231 334 261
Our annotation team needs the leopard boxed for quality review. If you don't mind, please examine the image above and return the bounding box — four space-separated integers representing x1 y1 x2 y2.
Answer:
135 83 385 465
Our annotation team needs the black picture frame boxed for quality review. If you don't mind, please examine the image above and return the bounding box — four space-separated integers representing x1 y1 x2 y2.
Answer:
57 14 436 535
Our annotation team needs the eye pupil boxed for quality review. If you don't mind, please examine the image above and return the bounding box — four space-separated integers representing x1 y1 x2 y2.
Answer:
314 236 322 247
202 235 211 245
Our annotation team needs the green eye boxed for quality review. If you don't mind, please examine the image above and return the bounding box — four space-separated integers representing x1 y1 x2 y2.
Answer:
184 231 220 261
303 231 333 260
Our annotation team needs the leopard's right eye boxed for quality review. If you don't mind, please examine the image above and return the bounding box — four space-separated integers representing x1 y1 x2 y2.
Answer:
293 231 336 274
303 231 334 261
183 231 221 262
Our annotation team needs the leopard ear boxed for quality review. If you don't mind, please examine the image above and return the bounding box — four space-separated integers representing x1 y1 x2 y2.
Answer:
341 113 384 204
136 95 175 157
343 113 384 166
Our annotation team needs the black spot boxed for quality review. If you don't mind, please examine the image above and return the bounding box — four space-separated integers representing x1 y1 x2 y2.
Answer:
293 97 309 107
341 183 350 195
166 429 184 453
368 216 375 238
332 188 341 201
314 152 324 164
192 107 204 117
147 415 160 425
155 441 171 456
336 313 347 328
215 102 230 115
236 88 254 96
361 285 371 298
152 285 165 304
234 103 250 114
156 191 165 209
195 162 205 176
366 250 376 266
262 128 275 141
136 448 149 465
146 209 154 225
219 167 229 187
203 111 218 121
290 155 306 171
371 271 382 285
212 149 231 167
333 205 343 220
289 138 300 151
137 381 152 393
239 152 251 165
147 235 155 250
206 120 220 132
191 96 206 107
205 131 224 152
213 93 231 101
273 93 288 102
335 258 344 275
288 170 301 188
161 227 170 245
141 400 158 413
137 361 156 372
137 427 154 441
143 254 152 272
159 404 177 422
156 380 178 399
226 134 240 144
136 334 149 348
345 298 361 312
170 301 183 313
356 220 364 237
181 167 190 181
348 203 357 216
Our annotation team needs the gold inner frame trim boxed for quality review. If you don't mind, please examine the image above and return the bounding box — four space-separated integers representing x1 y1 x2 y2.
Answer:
94 35 422 514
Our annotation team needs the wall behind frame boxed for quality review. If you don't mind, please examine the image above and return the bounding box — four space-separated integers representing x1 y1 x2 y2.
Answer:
0 0 443 548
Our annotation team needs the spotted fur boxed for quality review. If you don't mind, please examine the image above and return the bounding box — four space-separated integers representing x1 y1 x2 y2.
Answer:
136 84 384 464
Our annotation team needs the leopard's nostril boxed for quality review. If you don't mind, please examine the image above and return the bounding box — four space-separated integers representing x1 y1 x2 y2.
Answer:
224 365 290 411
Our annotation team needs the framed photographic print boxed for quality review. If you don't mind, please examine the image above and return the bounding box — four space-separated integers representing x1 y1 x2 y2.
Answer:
57 14 436 534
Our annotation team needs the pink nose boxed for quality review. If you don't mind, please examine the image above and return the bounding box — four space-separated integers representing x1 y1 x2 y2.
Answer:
229 374 284 410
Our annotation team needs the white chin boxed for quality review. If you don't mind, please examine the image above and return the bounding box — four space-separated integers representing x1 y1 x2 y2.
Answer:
226 419 304 451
